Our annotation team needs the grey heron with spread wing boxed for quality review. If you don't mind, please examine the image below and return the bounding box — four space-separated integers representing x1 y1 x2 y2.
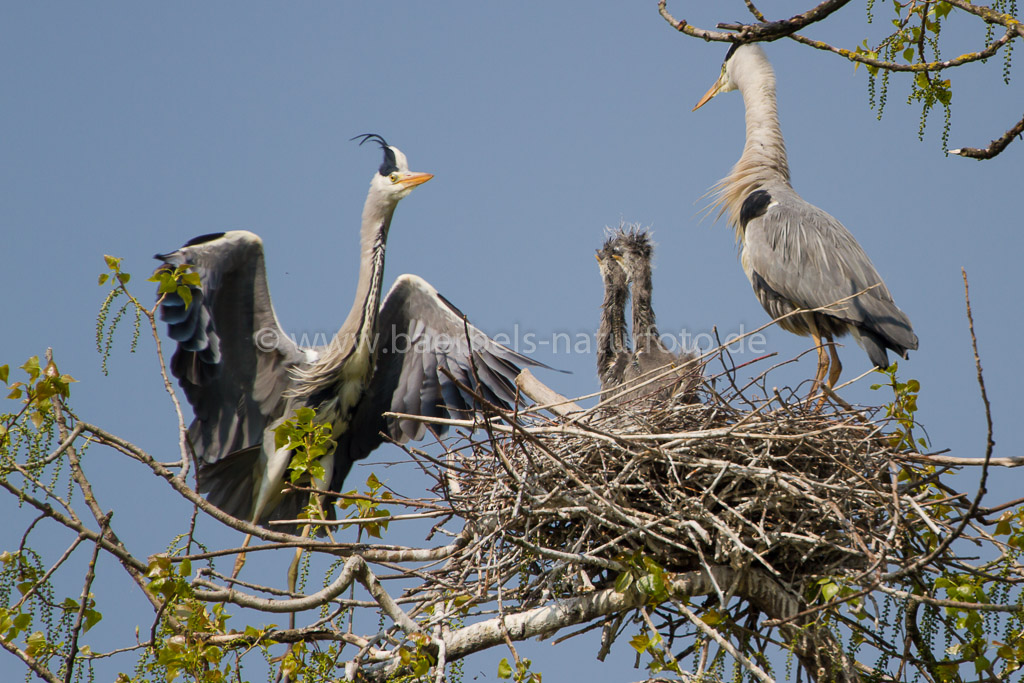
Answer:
157 134 545 528
692 44 917 399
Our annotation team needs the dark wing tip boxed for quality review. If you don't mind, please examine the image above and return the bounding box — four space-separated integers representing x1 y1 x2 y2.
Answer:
183 232 227 248
155 232 227 261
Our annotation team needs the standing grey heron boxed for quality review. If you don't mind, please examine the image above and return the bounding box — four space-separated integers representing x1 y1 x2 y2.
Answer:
157 134 545 529
692 44 918 399
616 228 699 400
595 237 631 396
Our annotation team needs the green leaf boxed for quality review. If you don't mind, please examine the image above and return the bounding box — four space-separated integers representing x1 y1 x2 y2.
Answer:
701 609 723 626
821 581 840 602
176 285 192 308
104 255 121 270
117 272 131 285
84 608 102 632
155 275 176 294
25 631 46 657
98 273 109 286
412 656 430 677
629 634 651 653
614 571 634 593
20 356 41 382
0 365 7 384
497 658 512 679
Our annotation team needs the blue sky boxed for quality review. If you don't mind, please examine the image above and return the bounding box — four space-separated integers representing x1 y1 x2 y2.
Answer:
2 3 1021 680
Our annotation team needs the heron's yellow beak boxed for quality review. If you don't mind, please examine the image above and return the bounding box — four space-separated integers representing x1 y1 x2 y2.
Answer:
692 80 722 112
400 172 434 188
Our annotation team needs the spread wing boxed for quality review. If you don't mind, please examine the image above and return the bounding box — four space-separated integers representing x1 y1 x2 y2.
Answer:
742 188 918 362
155 230 309 477
333 273 553 490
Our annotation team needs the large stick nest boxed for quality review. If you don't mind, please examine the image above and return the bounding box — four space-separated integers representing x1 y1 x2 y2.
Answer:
429 362 921 594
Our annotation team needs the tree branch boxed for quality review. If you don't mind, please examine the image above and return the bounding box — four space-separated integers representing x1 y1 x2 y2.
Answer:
658 0 852 43
949 112 1024 159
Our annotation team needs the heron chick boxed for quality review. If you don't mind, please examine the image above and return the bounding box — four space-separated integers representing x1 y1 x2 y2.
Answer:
595 237 631 397
693 44 918 400
594 227 699 403
617 228 700 401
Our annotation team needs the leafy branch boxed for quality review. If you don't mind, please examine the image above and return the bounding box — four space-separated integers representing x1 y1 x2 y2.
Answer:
658 0 1023 158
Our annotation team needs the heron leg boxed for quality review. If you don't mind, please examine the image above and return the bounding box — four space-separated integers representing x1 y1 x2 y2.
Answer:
825 339 843 391
231 533 253 579
808 331 830 403
812 334 840 411
287 525 312 625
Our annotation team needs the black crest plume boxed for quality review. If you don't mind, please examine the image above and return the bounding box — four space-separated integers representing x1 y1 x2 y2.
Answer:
724 41 742 63
351 133 399 176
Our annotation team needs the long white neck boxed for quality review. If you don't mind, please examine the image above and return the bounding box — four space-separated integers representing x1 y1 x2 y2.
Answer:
712 50 790 242
337 195 393 349
292 186 396 397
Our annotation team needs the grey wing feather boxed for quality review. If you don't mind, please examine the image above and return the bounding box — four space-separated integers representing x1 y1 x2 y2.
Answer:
155 231 307 479
333 273 550 490
744 191 918 358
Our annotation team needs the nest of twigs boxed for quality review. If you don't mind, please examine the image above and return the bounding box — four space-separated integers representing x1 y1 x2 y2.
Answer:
436 363 917 592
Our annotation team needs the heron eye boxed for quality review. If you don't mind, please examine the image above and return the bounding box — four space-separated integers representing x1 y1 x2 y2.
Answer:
389 173 400 183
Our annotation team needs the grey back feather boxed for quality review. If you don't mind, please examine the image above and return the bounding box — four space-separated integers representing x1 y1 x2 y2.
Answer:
742 184 918 362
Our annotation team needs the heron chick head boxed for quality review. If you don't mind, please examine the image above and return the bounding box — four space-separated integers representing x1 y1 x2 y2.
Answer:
595 237 628 287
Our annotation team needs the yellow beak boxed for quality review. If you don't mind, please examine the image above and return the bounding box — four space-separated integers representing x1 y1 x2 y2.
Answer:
692 80 722 112
400 172 434 188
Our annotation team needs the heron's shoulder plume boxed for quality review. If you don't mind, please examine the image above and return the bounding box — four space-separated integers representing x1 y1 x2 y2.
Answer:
707 117 788 243
351 133 399 176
